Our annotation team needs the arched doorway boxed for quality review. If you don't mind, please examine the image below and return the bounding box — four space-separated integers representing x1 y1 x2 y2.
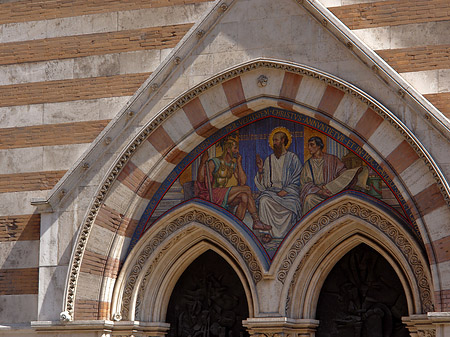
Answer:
316 243 410 337
166 250 250 337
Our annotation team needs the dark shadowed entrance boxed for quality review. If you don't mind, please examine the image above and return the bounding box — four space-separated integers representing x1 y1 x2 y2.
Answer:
316 244 410 337
166 250 250 337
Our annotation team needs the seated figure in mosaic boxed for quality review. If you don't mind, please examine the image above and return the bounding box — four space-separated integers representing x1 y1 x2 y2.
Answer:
255 128 303 240
300 136 369 215
195 134 270 232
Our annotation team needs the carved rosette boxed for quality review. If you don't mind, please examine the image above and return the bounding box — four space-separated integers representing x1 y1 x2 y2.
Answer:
281 201 433 313
120 209 262 319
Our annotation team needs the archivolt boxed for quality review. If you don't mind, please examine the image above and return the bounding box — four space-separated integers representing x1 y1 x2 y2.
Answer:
277 195 433 317
111 202 262 321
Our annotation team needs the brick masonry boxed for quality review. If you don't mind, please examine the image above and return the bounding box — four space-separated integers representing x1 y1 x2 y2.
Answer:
80 249 121 279
330 0 450 30
0 73 150 107
424 92 450 117
0 214 40 242
0 171 66 193
435 289 450 311
0 268 38 295
0 24 192 66
0 0 212 25
0 120 110 150
377 44 450 73
74 299 110 320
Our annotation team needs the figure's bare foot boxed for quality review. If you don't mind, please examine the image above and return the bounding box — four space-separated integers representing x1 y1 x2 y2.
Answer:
252 220 271 231
261 234 272 244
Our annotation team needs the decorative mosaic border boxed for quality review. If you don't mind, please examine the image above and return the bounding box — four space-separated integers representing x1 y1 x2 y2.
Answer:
64 59 449 318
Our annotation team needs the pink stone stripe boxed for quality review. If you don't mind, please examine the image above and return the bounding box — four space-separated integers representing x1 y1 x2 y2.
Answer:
222 77 251 116
414 183 447 216
427 235 450 264
279 72 303 109
117 161 147 193
317 86 345 116
183 97 218 137
354 108 384 140
386 140 420 174
147 125 176 156
137 177 162 199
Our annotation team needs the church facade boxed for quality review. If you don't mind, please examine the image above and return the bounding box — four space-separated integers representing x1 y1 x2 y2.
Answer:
1 1 449 336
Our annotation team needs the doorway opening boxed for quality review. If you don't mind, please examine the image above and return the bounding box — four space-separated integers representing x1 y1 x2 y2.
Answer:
316 244 410 337
166 250 250 337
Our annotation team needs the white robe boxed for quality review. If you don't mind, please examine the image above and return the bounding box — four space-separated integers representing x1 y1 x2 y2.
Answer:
254 151 302 238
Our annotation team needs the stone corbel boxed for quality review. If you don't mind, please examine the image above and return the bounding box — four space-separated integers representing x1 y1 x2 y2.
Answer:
243 317 319 337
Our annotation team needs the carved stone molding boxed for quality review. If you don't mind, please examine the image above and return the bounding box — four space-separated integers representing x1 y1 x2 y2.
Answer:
133 228 194 318
281 201 433 313
418 330 436 337
243 318 318 337
120 209 262 319
65 59 449 317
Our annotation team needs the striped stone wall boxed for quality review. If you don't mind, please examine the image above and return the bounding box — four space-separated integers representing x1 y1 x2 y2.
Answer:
0 0 214 324
0 0 449 327
325 0 450 118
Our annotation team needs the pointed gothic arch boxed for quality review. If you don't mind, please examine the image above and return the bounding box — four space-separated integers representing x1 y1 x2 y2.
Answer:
110 201 261 323
281 193 433 320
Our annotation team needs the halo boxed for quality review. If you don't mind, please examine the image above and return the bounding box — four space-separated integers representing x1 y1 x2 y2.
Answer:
269 127 292 150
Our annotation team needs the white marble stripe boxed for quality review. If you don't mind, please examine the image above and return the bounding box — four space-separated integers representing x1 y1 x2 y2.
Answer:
353 21 450 50
99 275 118 303
76 271 103 301
400 159 438 197
367 120 404 158
0 96 130 129
130 140 164 176
423 205 450 243
0 144 88 174
0 3 213 44
0 191 46 216
0 49 166 86
104 181 147 218
400 69 450 95
0 241 39 269
85 224 116 257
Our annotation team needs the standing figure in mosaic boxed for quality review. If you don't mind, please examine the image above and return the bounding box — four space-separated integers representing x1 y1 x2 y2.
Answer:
195 134 270 232
254 127 303 240
300 136 369 215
